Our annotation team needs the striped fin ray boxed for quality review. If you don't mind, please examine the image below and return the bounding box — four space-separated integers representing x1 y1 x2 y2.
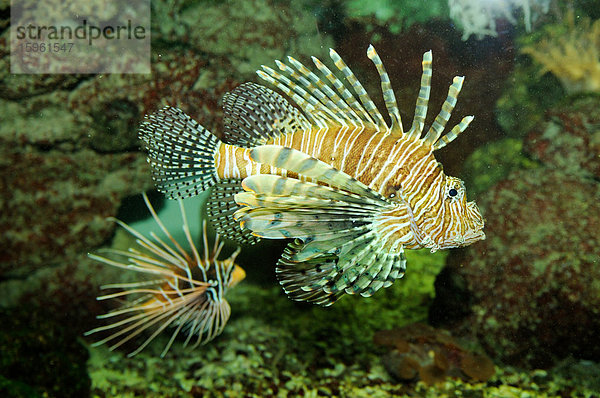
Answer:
234 206 373 240
238 172 381 207
257 66 330 128
277 241 344 306
222 82 310 148
329 49 389 131
275 58 347 127
402 51 473 151
206 179 261 245
264 63 332 119
331 234 381 292
311 56 373 127
258 46 399 132
282 56 361 127
276 234 405 304
234 173 385 241
406 50 433 140
432 115 474 151
248 145 388 203
289 226 373 261
236 193 372 212
366 45 403 134
355 250 406 295
232 153 408 305
139 106 220 199
329 225 406 297
422 76 464 145
297 56 365 127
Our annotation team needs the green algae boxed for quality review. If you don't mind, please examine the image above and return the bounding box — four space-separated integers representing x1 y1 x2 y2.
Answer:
495 57 564 139
87 321 600 397
344 0 448 35
152 0 333 79
86 235 600 396
461 138 539 198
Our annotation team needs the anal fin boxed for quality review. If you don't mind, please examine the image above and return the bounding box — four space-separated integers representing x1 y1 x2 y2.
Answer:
206 179 260 245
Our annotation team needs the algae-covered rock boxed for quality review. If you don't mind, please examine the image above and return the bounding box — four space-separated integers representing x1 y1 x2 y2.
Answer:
461 137 538 198
433 168 600 368
374 323 495 385
524 94 600 179
152 0 333 78
495 56 564 139
345 0 449 35
0 304 90 397
0 148 151 277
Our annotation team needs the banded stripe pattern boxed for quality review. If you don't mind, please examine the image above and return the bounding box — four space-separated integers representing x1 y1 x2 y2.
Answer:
217 46 483 248
86 193 245 356
139 44 486 305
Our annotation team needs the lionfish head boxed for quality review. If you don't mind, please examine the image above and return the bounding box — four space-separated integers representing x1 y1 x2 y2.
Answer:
434 176 485 250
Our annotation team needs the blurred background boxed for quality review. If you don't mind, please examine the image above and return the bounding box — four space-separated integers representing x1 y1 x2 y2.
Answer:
1 0 599 396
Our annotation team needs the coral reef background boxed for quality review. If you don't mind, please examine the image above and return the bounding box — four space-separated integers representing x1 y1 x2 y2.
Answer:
1 0 600 396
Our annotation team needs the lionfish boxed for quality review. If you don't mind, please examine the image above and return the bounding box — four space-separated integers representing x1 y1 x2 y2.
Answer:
85 193 244 357
140 45 485 306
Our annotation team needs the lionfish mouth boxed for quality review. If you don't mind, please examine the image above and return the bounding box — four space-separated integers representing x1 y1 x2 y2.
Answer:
438 229 485 250
465 201 486 244
464 228 486 244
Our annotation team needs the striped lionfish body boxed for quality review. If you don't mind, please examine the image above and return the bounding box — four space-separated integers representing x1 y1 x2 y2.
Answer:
86 193 244 357
140 45 485 306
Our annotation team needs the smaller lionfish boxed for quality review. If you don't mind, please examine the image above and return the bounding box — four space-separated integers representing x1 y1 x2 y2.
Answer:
140 45 485 306
85 193 244 357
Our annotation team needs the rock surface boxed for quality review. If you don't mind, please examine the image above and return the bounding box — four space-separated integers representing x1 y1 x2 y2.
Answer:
432 168 600 367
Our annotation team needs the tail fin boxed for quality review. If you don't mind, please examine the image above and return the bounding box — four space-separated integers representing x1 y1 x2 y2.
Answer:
139 106 221 199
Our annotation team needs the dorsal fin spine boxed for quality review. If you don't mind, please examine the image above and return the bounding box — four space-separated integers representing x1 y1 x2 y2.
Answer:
328 49 379 127
432 115 474 151
423 76 464 146
366 45 402 135
256 69 317 121
311 56 367 128
255 46 472 152
286 56 352 126
268 61 341 130
310 56 363 127
277 58 343 125
329 49 388 131
407 50 432 139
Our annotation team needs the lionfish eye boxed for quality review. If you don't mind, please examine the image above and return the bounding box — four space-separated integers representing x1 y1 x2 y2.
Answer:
448 188 458 197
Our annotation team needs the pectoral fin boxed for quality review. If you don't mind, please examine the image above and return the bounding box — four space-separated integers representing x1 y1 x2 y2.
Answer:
233 153 408 305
